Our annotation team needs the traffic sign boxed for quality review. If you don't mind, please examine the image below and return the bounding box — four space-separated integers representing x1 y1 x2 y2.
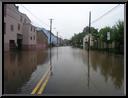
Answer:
107 32 110 40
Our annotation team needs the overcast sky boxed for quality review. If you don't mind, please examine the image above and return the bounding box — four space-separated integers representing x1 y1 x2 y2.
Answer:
17 4 124 40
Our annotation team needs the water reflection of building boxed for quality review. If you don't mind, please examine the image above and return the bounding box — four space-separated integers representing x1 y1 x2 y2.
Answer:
37 50 48 65
4 50 48 93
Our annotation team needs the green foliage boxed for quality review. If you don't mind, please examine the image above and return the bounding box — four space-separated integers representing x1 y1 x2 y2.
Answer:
70 20 124 54
83 26 98 36
111 20 124 42
98 26 112 42
71 32 84 47
70 26 98 47
90 27 98 40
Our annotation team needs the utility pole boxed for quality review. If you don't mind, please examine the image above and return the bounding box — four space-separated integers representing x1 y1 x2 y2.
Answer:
88 11 91 51
88 11 91 89
57 32 58 46
49 19 53 68
57 32 58 60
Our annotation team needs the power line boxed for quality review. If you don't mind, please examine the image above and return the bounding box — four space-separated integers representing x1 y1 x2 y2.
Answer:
20 5 65 39
91 4 121 24
20 4 62 39
20 4 49 28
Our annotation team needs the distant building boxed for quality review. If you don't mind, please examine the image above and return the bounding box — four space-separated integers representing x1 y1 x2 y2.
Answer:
4 4 37 51
58 37 64 46
38 28 57 46
22 22 37 50
36 29 48 50
83 34 94 49
63 39 70 46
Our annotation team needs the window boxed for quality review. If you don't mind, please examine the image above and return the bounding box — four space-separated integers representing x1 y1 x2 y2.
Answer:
24 18 26 23
18 23 20 31
33 28 35 32
31 26 32 31
9 40 15 49
4 4 7 17
35 28 36 32
34 28 36 32
30 37 32 40
10 25 14 31
20 15 22 22
4 23 6 34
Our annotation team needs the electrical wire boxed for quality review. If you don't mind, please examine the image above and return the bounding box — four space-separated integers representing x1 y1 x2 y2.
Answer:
20 4 61 37
91 4 121 24
20 4 50 29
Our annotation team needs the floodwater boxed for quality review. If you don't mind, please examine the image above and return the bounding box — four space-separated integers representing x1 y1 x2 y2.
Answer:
4 49 50 94
4 46 124 96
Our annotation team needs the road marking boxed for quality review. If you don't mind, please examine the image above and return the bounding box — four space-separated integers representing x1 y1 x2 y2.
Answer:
31 67 50 95
37 71 50 95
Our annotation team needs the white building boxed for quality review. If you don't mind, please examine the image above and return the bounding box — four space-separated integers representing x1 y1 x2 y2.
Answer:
21 13 37 50
83 34 94 49
4 4 37 51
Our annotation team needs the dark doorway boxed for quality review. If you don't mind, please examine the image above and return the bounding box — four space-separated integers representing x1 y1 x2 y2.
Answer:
9 40 16 50
17 34 23 50
17 39 22 50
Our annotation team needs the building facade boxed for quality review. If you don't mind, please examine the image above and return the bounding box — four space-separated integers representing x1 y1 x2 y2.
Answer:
36 29 48 50
22 22 37 50
4 4 21 51
83 34 94 49
4 4 37 51
38 28 57 46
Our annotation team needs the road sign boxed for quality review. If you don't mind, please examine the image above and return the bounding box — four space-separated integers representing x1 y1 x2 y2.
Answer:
107 32 110 40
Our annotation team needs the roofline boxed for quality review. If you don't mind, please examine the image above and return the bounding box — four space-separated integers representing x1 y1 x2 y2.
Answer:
36 30 48 39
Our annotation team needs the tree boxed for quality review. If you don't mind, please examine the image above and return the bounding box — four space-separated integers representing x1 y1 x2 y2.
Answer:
112 20 124 42
70 26 98 48
83 26 98 36
111 20 124 53
98 26 112 43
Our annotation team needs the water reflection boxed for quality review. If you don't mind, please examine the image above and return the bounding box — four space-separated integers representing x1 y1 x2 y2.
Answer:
4 50 48 94
81 50 124 90
57 47 59 60
40 47 124 95
4 47 124 95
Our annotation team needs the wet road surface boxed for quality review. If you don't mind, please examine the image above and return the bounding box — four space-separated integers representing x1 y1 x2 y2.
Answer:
4 46 124 96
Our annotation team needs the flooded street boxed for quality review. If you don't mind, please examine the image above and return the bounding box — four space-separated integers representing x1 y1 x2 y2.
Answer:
4 49 50 94
4 46 124 96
